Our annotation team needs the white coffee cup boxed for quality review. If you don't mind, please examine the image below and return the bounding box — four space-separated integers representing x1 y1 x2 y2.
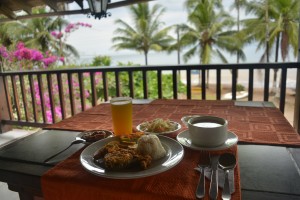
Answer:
187 116 228 147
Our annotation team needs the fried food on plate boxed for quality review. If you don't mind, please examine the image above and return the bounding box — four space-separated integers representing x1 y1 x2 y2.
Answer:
93 133 166 170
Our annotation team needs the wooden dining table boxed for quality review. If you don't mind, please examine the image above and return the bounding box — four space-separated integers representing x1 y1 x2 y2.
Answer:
0 99 299 200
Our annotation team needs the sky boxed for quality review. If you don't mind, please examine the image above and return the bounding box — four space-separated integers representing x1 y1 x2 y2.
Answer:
65 0 189 65
62 0 295 66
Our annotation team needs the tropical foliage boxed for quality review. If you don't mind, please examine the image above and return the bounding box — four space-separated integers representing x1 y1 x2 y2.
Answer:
112 3 173 65
242 0 299 92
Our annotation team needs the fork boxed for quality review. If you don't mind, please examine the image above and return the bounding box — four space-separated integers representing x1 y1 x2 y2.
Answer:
196 151 210 199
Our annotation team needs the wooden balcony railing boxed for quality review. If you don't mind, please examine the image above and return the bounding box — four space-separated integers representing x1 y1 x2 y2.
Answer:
0 62 299 133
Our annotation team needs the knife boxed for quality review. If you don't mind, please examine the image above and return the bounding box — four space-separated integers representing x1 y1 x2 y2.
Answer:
209 155 219 200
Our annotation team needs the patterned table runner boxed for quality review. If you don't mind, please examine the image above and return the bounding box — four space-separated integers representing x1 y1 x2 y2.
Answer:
47 99 300 146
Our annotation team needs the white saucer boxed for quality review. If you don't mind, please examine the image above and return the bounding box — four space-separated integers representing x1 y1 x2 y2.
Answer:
176 130 238 151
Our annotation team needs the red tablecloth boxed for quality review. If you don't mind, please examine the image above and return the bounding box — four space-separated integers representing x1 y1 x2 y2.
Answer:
47 99 300 146
41 99 300 200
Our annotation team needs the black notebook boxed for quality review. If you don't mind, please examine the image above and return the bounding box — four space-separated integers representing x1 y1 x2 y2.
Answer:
0 130 84 166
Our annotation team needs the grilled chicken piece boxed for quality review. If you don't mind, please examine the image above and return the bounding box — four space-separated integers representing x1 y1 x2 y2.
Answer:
93 141 120 160
93 141 153 170
104 149 134 170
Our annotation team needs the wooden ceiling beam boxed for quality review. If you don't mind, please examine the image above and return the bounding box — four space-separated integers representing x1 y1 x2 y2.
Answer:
0 0 154 23
41 0 58 11
108 0 154 9
14 0 32 15
0 4 16 19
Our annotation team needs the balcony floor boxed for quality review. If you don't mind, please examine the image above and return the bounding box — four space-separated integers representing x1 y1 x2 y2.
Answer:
0 129 38 200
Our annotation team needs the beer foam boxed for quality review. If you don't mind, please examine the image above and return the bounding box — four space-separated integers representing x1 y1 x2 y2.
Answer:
111 100 131 105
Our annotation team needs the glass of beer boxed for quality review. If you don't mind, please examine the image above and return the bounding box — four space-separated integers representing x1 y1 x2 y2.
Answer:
110 97 132 135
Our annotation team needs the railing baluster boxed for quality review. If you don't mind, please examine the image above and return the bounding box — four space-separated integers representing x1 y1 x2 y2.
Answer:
186 69 191 99
29 75 38 122
67 73 75 116
90 72 97 106
37 74 46 123
11 75 21 121
264 68 270 101
232 69 237 100
279 67 287 113
201 69 206 100
129 71 134 98
102 72 108 101
115 71 120 97
248 68 254 101
3 75 13 120
19 75 29 121
216 69 221 100
78 72 85 111
173 69 178 99
57 73 66 119
68 73 76 115
157 70 162 99
47 74 56 123
142 70 148 99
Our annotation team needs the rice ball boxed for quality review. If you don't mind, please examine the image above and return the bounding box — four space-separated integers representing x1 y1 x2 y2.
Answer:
137 135 166 160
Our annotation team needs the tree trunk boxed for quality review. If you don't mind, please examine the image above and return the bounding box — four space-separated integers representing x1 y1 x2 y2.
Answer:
145 52 148 66
206 70 209 89
176 25 181 82
236 0 240 84
265 0 270 63
271 34 280 95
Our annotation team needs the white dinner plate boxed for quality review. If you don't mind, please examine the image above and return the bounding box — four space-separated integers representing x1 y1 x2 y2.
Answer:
176 130 238 151
136 121 181 135
80 135 184 179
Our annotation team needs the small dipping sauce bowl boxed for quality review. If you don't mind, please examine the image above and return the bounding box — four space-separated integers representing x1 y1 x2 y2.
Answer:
188 116 228 147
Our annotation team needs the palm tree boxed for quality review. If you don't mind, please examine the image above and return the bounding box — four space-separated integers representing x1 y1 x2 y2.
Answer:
9 8 79 62
181 0 245 87
242 0 299 93
0 22 14 47
230 0 247 64
112 3 173 65
270 0 299 93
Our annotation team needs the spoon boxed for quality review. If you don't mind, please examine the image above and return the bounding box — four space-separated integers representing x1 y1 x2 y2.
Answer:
44 130 113 163
44 138 86 163
218 153 236 200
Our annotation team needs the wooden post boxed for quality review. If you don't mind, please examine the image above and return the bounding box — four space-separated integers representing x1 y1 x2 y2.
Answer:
295 21 300 134
293 68 300 134
0 75 12 133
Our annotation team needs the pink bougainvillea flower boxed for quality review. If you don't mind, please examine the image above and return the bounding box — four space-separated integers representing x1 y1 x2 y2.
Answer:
55 106 62 118
14 47 31 60
46 110 53 123
42 56 58 67
83 72 90 77
85 90 90 98
51 31 57 37
31 50 44 61
0 46 9 58
57 32 63 39
16 42 25 49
